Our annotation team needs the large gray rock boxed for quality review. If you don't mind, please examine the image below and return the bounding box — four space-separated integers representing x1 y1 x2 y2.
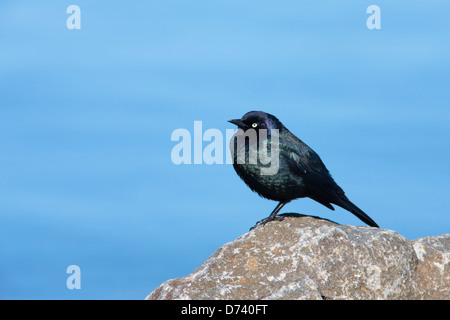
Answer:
147 215 449 300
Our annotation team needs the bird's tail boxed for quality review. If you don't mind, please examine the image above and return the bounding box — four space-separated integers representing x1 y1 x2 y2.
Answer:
334 197 379 228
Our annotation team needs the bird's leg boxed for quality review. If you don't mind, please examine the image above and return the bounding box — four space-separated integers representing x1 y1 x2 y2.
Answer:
250 200 289 230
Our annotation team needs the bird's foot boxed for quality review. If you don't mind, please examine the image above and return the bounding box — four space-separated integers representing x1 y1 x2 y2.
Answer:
250 214 285 231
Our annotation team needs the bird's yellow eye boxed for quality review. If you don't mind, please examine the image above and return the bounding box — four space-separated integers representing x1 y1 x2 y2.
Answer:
252 123 258 128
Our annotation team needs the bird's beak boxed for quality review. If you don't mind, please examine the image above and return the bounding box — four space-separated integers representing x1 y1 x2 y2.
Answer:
228 119 247 129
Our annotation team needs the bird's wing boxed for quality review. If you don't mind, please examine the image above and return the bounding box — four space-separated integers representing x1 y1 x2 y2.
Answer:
279 135 344 210
279 134 380 228
280 135 336 188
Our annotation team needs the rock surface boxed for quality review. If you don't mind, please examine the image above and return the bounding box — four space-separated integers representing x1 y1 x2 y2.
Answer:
147 215 449 300
411 235 450 299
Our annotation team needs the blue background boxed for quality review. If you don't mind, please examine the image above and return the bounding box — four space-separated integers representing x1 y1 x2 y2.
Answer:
0 1 449 299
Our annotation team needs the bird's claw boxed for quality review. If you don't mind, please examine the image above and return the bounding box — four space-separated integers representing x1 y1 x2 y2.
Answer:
250 214 285 231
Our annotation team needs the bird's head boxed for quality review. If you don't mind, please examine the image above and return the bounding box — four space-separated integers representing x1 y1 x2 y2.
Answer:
228 111 283 132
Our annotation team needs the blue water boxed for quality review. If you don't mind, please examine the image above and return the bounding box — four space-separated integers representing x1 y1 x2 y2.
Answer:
1 1 449 299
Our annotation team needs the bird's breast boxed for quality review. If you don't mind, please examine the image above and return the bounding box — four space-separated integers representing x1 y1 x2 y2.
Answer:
229 131 307 201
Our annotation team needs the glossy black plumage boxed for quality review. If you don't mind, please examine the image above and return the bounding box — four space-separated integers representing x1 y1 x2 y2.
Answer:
229 111 379 228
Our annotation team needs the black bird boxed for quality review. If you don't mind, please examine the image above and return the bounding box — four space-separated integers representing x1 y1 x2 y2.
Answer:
228 111 379 228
